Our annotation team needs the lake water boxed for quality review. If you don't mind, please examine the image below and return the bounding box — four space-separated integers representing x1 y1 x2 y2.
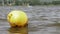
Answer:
0 6 60 34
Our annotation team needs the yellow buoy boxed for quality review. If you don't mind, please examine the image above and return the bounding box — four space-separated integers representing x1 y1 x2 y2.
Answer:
7 10 28 27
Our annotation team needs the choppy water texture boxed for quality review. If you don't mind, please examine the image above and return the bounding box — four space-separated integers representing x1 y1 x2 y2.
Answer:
0 6 60 34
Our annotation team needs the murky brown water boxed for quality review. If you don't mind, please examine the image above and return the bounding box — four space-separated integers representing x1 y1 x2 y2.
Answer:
0 6 60 34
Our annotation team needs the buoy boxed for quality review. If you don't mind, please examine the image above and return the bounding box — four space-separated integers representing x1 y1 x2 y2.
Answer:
7 10 28 27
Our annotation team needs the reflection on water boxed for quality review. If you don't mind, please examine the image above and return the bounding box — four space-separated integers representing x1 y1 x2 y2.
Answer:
0 19 28 34
1 6 60 34
8 26 28 34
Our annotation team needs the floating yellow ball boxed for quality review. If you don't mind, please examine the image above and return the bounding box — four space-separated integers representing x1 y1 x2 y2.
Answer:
7 10 28 27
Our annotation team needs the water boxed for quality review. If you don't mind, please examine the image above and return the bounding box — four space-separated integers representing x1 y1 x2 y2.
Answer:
0 6 60 34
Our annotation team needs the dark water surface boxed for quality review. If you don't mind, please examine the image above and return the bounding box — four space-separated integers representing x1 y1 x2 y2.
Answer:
0 6 60 34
